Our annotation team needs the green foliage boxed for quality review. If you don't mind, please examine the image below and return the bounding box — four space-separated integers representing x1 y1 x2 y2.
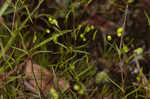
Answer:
0 0 149 98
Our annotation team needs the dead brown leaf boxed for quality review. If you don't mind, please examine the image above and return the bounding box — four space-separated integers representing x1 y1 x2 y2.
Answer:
25 60 53 93
24 60 70 94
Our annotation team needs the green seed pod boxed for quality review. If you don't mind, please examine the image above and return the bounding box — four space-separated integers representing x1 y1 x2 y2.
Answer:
117 32 122 37
123 45 129 53
73 84 80 91
80 34 84 38
107 35 112 41
46 29 50 33
48 17 52 22
70 65 75 70
117 27 123 34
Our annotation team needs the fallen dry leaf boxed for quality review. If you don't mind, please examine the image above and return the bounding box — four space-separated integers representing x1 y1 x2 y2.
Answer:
25 60 53 93
24 59 70 94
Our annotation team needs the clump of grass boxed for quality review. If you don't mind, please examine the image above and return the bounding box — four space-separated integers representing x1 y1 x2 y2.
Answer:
0 0 150 98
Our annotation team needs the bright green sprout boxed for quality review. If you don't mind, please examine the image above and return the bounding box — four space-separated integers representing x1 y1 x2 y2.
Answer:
107 35 112 41
92 30 97 40
134 48 143 55
78 24 82 30
73 84 80 91
46 29 50 33
33 32 37 43
123 45 129 53
48 17 52 21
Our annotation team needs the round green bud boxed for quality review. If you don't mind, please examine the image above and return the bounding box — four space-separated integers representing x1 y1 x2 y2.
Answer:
48 17 52 22
73 84 80 91
117 32 122 37
46 29 50 33
70 65 75 70
107 35 112 41
123 45 128 53
80 34 84 38
134 48 143 55
117 27 124 34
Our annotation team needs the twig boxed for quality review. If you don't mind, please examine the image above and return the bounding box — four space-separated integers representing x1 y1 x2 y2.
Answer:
135 56 148 86
118 4 129 94
30 59 46 99
119 4 128 49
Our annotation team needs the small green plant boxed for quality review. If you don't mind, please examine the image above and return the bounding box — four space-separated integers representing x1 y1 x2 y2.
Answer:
48 17 58 27
123 45 129 53
117 27 123 37
0 0 149 98
79 25 95 41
